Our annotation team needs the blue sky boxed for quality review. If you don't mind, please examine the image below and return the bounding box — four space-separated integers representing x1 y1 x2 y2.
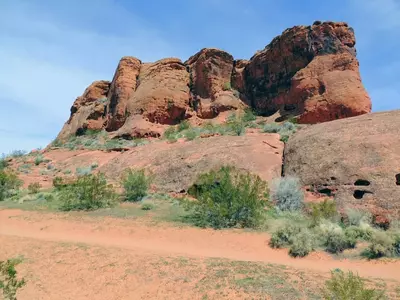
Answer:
1 0 399 154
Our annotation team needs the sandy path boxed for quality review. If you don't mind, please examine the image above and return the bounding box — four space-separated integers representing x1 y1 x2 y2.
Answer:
1 209 400 282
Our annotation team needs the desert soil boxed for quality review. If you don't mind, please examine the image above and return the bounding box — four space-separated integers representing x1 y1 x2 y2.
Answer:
1 209 400 299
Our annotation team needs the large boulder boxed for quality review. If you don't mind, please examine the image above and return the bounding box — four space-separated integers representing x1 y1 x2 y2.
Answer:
244 21 371 122
284 110 400 221
57 80 110 141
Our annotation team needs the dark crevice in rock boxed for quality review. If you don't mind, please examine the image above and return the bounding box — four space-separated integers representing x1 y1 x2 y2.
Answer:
353 190 373 199
354 179 371 186
317 188 334 197
396 174 400 186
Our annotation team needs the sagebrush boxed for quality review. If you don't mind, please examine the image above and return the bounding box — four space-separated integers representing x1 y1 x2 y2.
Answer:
323 270 385 300
186 166 269 229
0 258 26 300
58 173 118 211
122 168 152 202
271 176 304 211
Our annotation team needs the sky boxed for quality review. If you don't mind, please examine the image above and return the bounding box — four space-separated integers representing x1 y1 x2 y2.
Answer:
0 0 399 154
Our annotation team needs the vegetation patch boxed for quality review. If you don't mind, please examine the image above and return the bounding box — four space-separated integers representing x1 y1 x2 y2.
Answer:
58 173 118 211
122 168 152 202
185 166 269 229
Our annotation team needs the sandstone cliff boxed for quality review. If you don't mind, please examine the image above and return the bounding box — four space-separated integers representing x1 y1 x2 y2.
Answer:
57 21 371 140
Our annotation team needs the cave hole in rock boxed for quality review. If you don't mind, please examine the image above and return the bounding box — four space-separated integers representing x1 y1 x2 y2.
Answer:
354 179 371 186
317 188 333 197
353 190 373 200
396 174 400 186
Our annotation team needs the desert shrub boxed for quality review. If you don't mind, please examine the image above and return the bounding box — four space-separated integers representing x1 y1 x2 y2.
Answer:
91 162 98 169
0 156 8 170
323 270 386 300
76 166 93 176
345 225 373 242
325 229 356 253
262 123 281 133
309 199 337 225
317 221 354 253
9 150 26 158
242 108 257 122
0 258 26 300
122 169 152 202
164 126 177 141
362 231 395 259
28 182 41 194
178 120 190 131
393 234 400 257
222 82 231 91
187 166 269 229
271 176 304 211
269 223 302 249
185 128 198 141
34 155 44 166
53 176 67 190
58 173 117 211
0 170 22 201
227 118 245 136
345 208 372 226
141 203 154 211
289 229 316 257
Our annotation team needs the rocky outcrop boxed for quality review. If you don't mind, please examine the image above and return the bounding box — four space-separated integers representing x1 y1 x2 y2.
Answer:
106 57 141 131
57 80 110 140
284 110 400 223
244 21 371 122
56 21 371 140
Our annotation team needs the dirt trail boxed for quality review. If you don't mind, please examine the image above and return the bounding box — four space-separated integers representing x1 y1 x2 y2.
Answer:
1 209 400 282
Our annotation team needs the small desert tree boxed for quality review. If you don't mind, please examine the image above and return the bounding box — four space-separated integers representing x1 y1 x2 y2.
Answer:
0 259 26 300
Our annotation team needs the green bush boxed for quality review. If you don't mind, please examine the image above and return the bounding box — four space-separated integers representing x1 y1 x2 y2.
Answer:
0 258 26 300
345 208 372 226
325 229 356 253
76 166 93 176
271 176 304 211
269 223 302 249
393 234 400 257
242 108 256 122
228 118 245 136
178 120 190 131
262 123 281 133
122 169 152 202
28 182 41 194
34 155 44 166
344 225 373 242
187 166 269 229
0 170 22 201
309 199 337 225
185 128 198 141
164 126 177 141
58 173 118 211
141 203 154 211
323 270 386 300
362 231 395 259
289 229 315 257
0 157 8 170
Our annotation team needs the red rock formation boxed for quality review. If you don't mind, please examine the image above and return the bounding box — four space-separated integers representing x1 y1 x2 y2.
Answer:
244 21 371 122
56 21 371 140
57 80 110 140
106 57 141 131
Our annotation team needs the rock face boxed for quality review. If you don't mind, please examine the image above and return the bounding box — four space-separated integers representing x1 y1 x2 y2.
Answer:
244 21 371 122
57 21 371 140
284 111 400 222
58 80 110 141
106 57 141 131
